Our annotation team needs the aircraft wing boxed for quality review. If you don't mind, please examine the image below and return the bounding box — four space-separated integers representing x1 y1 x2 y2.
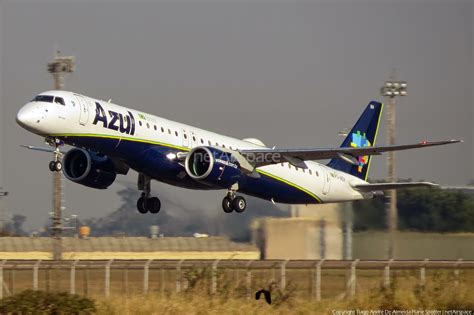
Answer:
20 145 130 175
239 139 461 168
352 182 438 192
20 145 66 154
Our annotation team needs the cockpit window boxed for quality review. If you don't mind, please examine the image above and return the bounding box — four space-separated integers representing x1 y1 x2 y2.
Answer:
54 97 65 105
32 95 54 103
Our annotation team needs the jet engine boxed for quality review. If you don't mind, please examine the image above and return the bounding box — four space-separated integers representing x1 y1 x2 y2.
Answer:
184 146 244 188
62 148 117 189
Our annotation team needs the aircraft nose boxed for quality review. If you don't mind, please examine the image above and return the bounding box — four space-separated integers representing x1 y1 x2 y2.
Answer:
16 103 37 129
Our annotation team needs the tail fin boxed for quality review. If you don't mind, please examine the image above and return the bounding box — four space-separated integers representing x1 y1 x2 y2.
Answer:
327 101 383 181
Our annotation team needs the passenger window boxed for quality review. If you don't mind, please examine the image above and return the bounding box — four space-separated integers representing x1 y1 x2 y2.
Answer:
54 97 65 105
316 171 319 177
193 136 196 141
146 123 150 129
175 131 178 137
309 169 312 175
208 140 211 146
161 127 164 133
200 139 204 144
154 125 157 131
139 121 143 127
184 134 187 139
168 129 171 134
223 144 226 148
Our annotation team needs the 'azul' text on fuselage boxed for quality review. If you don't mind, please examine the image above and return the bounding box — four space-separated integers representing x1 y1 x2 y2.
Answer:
93 102 136 135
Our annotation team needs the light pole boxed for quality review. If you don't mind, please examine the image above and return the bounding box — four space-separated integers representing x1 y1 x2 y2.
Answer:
0 188 8 234
47 51 75 260
338 129 353 260
380 77 407 259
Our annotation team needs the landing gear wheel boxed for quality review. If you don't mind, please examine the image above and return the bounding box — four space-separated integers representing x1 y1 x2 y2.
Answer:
137 197 148 214
49 161 56 172
54 161 62 172
232 196 247 213
137 196 161 214
49 161 62 172
148 197 161 214
222 197 234 213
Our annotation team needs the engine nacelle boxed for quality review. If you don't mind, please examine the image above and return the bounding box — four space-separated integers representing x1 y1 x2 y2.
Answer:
184 146 243 188
62 148 117 189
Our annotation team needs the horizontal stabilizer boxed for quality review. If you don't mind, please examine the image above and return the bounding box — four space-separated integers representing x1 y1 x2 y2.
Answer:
352 182 438 191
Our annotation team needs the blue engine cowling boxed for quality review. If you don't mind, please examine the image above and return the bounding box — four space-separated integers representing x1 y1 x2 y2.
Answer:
62 148 117 189
184 146 244 188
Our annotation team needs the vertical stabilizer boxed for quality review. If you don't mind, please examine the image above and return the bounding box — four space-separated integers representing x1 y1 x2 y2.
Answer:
327 101 383 180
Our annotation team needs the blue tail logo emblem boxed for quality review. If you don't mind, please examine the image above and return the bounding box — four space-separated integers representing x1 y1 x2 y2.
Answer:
350 131 371 172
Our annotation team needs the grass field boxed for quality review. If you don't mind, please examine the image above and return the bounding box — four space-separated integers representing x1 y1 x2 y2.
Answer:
94 284 474 315
91 269 474 314
1 267 473 314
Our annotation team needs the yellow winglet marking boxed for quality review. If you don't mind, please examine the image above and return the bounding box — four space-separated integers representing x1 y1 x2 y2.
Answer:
364 103 384 181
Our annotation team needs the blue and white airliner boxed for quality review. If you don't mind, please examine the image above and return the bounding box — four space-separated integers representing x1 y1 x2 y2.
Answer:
16 91 460 214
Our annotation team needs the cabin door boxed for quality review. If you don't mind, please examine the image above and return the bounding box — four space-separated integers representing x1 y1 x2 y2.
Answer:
75 95 90 126
322 167 331 195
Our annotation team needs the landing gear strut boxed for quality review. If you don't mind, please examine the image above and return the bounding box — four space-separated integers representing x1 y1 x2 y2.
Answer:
222 190 246 213
137 173 161 214
46 137 63 172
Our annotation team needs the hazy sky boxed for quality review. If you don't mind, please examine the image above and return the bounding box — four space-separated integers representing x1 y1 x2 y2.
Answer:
0 0 472 230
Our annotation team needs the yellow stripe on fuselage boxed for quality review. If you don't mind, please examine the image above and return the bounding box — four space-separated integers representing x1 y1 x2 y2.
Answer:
51 133 190 151
256 169 322 203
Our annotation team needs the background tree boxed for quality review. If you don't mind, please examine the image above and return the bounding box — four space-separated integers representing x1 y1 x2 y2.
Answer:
11 214 27 236
85 185 289 241
353 187 474 232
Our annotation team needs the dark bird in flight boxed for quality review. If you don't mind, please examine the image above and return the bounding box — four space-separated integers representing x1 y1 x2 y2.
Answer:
255 289 271 305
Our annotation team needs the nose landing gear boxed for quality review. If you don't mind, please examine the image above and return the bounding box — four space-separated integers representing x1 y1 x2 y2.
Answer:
136 174 161 214
222 190 247 213
46 137 64 172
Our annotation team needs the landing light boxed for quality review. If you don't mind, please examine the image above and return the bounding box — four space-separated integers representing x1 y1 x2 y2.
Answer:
166 153 177 160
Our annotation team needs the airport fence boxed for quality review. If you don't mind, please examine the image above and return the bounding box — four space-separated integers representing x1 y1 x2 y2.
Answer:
0 259 472 300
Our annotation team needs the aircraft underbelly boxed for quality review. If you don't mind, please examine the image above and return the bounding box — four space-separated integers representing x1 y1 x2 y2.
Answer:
60 135 323 203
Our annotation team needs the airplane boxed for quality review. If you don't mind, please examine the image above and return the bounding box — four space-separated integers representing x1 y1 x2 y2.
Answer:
16 90 461 214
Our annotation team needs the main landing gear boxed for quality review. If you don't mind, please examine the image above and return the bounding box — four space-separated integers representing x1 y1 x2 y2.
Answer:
136 174 161 214
222 190 247 213
46 137 63 172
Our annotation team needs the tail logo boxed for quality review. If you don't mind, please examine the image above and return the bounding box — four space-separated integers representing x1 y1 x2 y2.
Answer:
350 131 371 172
